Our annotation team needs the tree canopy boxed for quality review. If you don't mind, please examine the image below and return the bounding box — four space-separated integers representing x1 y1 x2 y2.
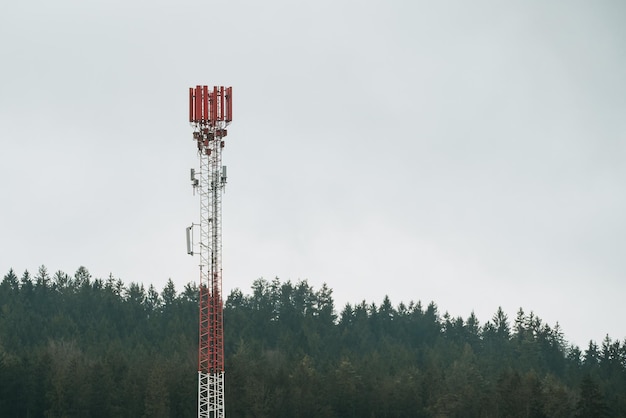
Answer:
1 267 625 417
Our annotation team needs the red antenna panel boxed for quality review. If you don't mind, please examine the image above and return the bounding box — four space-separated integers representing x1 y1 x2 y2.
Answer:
189 85 233 124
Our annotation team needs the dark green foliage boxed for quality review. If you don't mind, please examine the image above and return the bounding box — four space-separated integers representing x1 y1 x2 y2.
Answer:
0 266 196 417
576 375 610 417
1 268 626 417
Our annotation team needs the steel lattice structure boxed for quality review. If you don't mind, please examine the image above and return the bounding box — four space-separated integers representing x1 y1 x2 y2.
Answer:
188 85 232 418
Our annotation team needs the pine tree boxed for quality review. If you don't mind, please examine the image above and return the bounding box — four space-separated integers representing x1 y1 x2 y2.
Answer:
576 374 610 417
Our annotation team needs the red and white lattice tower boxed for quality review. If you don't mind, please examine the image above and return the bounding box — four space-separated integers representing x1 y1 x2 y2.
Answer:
188 85 232 418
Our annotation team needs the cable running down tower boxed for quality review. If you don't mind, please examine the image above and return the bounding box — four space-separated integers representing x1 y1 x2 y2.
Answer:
188 85 233 418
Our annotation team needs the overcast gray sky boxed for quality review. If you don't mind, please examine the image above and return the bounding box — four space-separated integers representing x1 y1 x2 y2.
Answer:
1 0 625 348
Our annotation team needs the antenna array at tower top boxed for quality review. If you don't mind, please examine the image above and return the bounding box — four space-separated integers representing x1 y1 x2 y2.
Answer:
189 86 233 125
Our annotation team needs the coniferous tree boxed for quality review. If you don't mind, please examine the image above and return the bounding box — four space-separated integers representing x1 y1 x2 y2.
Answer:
576 374 610 417
1 270 626 416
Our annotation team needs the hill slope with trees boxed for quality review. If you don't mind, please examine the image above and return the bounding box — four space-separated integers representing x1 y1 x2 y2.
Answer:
1 266 624 417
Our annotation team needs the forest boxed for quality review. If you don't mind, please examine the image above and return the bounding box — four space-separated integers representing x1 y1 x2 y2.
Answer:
0 265 625 417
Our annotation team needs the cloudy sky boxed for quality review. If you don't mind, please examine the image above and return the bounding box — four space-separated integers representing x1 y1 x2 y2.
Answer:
1 0 624 347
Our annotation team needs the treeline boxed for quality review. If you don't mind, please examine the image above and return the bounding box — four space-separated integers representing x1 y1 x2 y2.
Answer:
1 266 625 417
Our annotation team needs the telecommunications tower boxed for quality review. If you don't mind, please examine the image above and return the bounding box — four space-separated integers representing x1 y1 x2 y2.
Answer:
187 85 232 418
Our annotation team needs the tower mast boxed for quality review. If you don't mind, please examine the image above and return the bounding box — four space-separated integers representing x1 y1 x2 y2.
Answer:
188 85 232 418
